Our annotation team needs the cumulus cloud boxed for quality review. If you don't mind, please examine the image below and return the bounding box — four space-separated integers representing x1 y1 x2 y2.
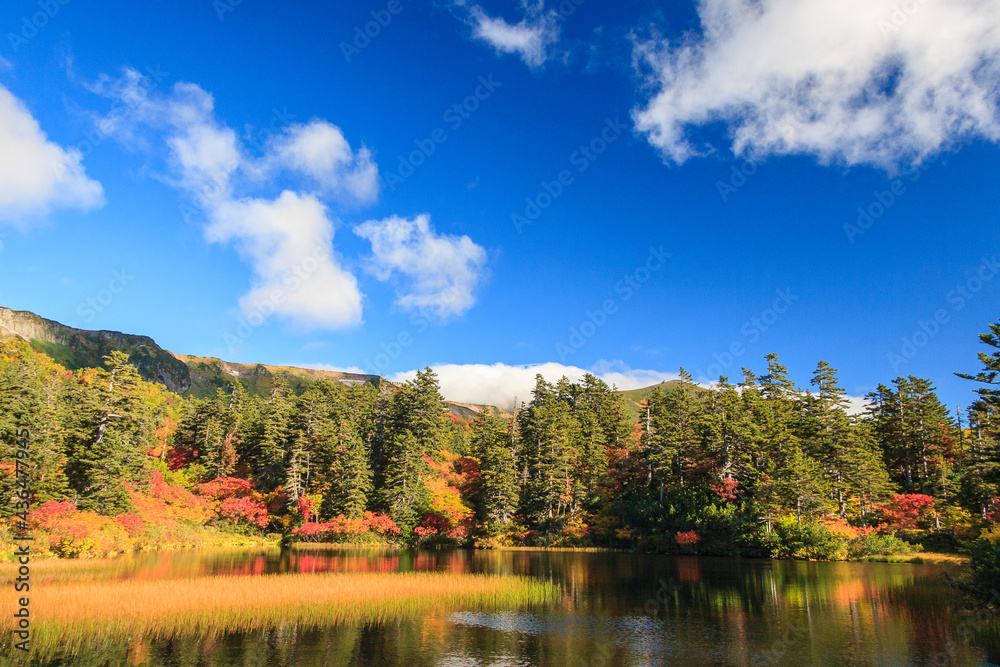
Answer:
209 193 362 329
354 213 487 319
390 361 684 409
96 69 379 329
0 85 104 225
632 0 1000 168
453 1 561 67
258 121 379 204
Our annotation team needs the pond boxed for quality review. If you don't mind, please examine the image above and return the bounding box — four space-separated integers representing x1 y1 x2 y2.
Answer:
7 547 999 666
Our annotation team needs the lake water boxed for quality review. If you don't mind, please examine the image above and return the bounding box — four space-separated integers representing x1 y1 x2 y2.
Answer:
19 547 1000 666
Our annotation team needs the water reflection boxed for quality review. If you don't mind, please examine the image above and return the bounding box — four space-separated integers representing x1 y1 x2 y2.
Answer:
10 547 999 666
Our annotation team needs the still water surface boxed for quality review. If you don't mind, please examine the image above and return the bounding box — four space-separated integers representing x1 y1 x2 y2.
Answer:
28 547 1000 666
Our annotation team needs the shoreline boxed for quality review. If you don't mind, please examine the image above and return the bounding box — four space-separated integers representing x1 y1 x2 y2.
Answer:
0 538 969 567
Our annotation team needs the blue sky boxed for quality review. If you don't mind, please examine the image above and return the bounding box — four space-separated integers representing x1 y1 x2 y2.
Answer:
1 0 999 411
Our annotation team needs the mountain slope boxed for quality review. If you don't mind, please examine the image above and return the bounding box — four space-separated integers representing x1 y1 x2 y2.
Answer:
0 306 379 398
618 380 689 422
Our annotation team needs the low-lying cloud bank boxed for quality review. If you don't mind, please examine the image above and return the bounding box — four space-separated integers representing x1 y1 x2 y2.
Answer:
389 361 683 410
305 359 870 415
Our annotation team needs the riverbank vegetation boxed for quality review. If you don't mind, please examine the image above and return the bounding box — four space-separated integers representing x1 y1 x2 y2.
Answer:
0 569 557 656
2 319 1000 584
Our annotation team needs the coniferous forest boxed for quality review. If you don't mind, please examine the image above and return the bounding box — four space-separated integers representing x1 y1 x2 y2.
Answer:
4 319 1000 597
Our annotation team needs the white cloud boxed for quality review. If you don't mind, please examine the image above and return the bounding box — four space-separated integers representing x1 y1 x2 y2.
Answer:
392 359 871 415
354 213 487 319
0 85 104 225
260 121 379 204
390 361 683 409
844 394 872 416
210 192 362 329
454 1 561 67
633 0 1000 169
97 69 374 329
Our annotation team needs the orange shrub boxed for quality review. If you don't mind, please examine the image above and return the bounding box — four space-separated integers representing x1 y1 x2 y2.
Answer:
293 512 400 543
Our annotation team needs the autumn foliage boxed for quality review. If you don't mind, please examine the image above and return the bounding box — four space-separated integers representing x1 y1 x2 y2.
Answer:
292 512 400 542
194 477 269 530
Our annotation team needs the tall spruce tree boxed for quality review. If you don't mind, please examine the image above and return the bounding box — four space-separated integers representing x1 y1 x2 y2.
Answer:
472 408 519 534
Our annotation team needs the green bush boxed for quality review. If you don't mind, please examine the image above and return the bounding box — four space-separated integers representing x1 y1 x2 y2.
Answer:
969 538 1000 597
773 517 848 560
847 532 919 560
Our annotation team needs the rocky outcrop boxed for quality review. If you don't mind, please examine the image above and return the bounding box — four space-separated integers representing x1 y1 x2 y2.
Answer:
0 306 193 393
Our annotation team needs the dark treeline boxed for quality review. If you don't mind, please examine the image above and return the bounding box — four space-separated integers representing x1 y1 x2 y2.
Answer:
3 321 1000 572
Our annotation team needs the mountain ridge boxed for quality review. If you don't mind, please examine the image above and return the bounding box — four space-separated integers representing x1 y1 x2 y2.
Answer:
0 306 669 421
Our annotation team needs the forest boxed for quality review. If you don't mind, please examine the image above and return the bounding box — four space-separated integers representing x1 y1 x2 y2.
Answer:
3 319 1000 595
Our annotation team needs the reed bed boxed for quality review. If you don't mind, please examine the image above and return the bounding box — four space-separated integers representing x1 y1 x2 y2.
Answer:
4 571 559 654
0 545 283 585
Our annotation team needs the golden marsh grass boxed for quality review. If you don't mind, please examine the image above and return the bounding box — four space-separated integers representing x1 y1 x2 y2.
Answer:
3 571 559 654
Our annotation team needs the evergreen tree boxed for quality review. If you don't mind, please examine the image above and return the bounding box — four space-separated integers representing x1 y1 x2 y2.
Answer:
472 408 519 534
257 378 294 490
70 352 157 514
646 369 705 495
380 368 446 535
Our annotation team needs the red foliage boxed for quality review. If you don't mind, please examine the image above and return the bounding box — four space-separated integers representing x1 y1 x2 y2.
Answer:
218 496 269 527
451 457 480 494
876 493 936 532
166 444 197 470
297 495 314 522
29 500 77 528
195 476 268 528
710 477 741 503
115 513 145 537
195 476 255 500
675 530 701 546
292 512 400 542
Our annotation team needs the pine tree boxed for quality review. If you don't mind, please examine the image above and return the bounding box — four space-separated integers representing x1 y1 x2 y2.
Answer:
70 352 157 514
0 339 70 514
472 408 519 534
646 368 705 495
257 378 294 490
328 418 372 518
956 320 1000 516
380 368 446 535
520 376 580 527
